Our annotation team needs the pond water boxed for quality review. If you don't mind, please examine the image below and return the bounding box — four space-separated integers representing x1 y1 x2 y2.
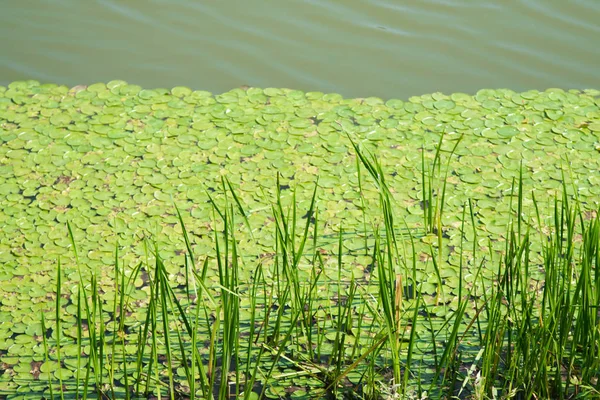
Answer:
1 0 598 99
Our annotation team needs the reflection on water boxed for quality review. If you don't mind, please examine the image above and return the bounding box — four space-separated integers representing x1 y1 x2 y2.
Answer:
0 0 598 98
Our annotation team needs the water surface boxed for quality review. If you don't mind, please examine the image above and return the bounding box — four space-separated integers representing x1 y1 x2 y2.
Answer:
1 0 598 98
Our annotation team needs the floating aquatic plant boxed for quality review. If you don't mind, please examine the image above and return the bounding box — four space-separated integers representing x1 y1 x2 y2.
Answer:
0 81 599 398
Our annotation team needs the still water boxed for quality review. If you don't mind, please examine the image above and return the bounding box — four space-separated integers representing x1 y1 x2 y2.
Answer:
1 0 598 99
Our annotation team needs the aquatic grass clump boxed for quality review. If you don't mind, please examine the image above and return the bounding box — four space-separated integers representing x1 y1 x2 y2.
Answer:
474 186 600 399
28 159 599 400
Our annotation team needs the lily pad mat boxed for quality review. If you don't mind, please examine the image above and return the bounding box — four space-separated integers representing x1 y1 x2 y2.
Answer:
0 80 599 395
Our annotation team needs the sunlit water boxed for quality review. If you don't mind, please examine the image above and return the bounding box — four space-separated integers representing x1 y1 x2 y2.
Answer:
1 0 599 99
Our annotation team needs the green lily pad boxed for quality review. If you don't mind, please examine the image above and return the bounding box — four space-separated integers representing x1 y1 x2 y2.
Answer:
497 126 519 138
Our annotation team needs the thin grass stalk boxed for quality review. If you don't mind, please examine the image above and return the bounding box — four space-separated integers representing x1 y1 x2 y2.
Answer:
349 296 366 362
96 274 107 397
231 205 242 399
207 303 220 400
337 276 359 392
355 149 370 257
75 285 83 400
223 176 254 239
122 339 129 400
427 244 446 307
241 263 266 400
138 258 157 399
154 251 176 400
500 177 520 387
174 203 215 307
373 227 402 387
143 260 160 398
401 287 421 396
421 142 432 235
96 294 106 396
467 198 486 347
433 133 463 305
134 267 152 395
169 286 194 398
40 310 54 400
108 245 120 400
315 255 329 364
67 223 102 396
81 301 93 400
117 252 130 400
54 258 65 400
132 242 149 395
330 227 345 387
399 216 420 396
304 264 322 364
